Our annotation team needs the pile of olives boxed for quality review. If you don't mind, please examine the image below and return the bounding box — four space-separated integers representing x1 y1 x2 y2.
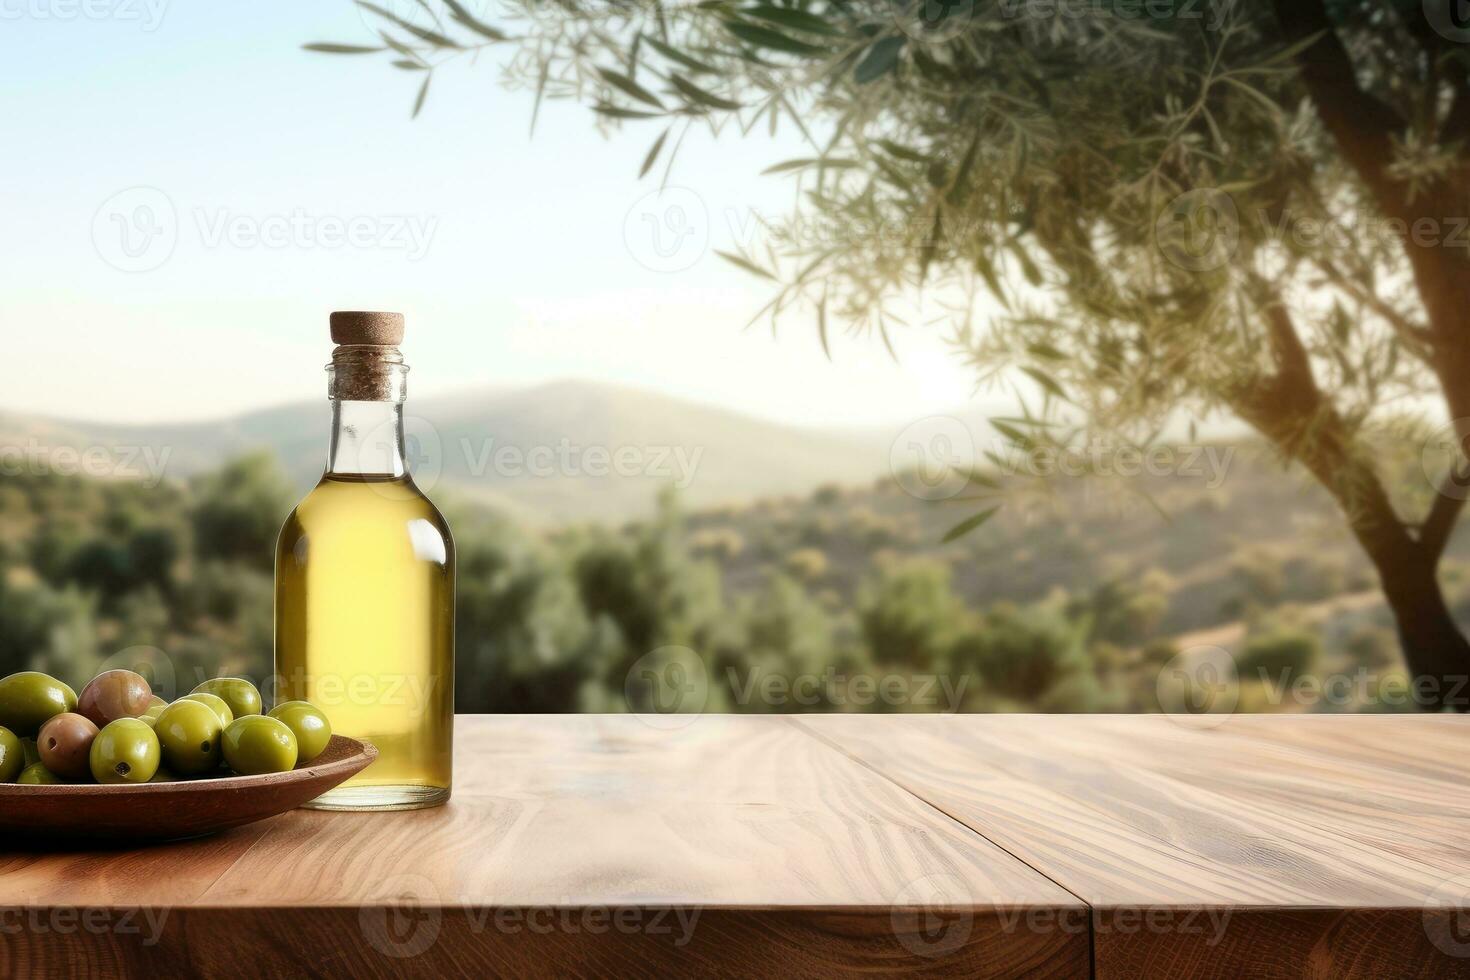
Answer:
0 670 331 786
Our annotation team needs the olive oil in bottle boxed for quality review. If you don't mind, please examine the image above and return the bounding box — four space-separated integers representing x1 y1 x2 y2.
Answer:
274 311 454 810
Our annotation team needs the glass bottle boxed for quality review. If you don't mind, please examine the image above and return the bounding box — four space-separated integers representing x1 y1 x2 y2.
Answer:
274 311 454 810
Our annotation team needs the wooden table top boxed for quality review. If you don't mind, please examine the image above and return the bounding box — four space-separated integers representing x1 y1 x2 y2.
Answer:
4 714 1469 978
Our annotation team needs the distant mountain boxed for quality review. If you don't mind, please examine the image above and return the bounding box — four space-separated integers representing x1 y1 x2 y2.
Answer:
0 381 892 523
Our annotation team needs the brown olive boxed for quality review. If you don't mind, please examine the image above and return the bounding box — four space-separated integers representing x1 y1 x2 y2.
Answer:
77 669 153 727
37 712 100 781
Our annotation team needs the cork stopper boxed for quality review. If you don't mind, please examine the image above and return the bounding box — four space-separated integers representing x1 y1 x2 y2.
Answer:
327 311 407 402
330 311 404 347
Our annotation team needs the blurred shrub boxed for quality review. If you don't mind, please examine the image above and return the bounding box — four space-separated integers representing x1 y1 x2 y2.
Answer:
1237 627 1320 681
811 483 843 507
1343 625 1398 672
689 527 744 562
189 453 292 571
858 559 964 669
1231 547 1285 605
784 547 828 584
949 601 1089 704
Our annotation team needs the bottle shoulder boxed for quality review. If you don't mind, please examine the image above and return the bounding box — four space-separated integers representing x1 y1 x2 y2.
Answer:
276 477 454 561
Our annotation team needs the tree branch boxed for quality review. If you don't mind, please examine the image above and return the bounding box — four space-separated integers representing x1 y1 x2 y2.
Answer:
1231 289 1412 562
1393 0 1470 141
1275 0 1470 425
1270 0 1409 222
1420 458 1470 561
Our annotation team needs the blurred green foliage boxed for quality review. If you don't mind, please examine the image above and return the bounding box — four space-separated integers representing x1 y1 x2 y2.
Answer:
0 455 1445 713
1238 626 1322 681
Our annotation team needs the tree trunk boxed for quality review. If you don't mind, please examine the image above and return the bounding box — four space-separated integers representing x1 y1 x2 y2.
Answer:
1229 299 1470 711
1354 526 1470 712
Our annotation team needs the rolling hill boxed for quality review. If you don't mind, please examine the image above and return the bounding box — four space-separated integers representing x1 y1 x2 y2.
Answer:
0 381 892 522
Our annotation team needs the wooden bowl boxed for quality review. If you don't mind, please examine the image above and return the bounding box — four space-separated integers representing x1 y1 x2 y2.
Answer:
0 735 377 843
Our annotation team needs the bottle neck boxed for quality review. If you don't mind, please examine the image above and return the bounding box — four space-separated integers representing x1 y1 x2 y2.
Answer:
324 346 411 479
327 400 408 478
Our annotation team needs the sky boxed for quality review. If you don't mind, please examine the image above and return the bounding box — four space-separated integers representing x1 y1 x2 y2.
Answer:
0 2 979 429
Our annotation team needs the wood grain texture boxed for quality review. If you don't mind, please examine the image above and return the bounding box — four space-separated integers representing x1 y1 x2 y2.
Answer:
0 907 1078 980
1 715 1085 978
7 714 1466 978
797 714 1470 979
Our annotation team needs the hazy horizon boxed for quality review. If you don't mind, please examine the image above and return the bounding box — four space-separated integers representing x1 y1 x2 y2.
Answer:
0 372 995 435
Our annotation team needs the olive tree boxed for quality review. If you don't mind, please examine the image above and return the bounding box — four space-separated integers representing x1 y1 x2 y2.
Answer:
311 0 1470 707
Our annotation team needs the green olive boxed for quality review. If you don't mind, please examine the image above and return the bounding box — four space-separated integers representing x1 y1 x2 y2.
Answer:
17 762 63 785
89 718 160 785
181 693 234 730
222 715 297 775
77 669 153 727
191 678 262 720
20 737 39 766
267 701 332 764
0 672 79 737
139 700 167 729
154 700 223 776
0 727 23 783
36 712 99 782
148 767 178 783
